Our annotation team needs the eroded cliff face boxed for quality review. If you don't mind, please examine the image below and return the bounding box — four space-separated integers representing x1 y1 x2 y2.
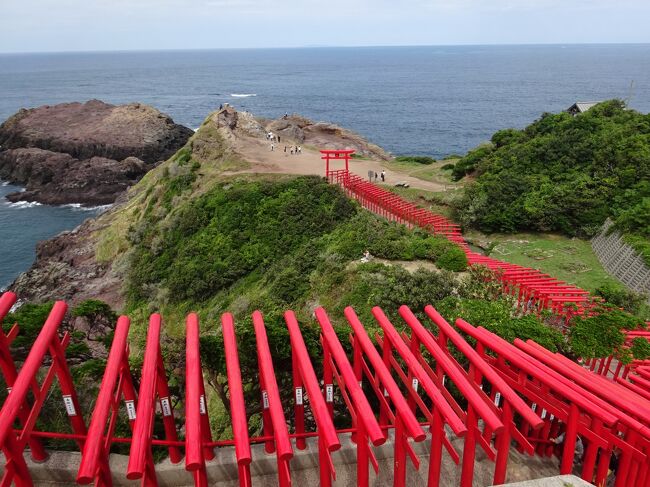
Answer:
265 114 391 160
10 215 124 308
0 100 193 205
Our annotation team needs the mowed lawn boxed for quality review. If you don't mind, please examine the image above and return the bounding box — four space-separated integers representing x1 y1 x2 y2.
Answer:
465 232 625 293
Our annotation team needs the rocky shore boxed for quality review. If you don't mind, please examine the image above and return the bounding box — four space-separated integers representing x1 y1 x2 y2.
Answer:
0 100 193 205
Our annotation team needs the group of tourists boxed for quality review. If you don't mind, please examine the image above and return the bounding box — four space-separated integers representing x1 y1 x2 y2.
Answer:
283 145 301 155
368 170 386 182
266 130 301 155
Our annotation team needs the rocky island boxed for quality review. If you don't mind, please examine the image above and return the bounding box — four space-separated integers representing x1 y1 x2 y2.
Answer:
0 99 193 206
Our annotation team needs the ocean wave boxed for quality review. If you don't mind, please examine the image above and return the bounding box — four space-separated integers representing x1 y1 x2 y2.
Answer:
61 203 112 212
231 93 256 98
8 200 42 208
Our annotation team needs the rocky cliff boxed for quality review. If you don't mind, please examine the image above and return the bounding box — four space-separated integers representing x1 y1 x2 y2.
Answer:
0 100 193 205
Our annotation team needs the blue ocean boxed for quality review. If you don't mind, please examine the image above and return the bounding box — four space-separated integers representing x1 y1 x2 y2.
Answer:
1 44 650 287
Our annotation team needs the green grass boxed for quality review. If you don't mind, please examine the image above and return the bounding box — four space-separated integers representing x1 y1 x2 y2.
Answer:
385 158 462 186
384 186 461 219
465 231 627 293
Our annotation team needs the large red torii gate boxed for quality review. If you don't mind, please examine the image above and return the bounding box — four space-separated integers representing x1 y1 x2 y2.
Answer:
1 290 649 486
321 149 355 177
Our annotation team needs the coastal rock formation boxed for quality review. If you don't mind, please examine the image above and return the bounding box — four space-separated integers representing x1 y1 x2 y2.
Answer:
213 106 391 160
265 114 391 160
10 214 123 308
0 100 193 205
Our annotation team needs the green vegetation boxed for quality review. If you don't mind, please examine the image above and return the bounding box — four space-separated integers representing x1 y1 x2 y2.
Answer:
436 297 565 352
127 176 467 308
394 155 436 165
595 282 650 319
384 158 462 187
0 300 118 450
570 308 648 363
453 101 650 263
466 231 628 294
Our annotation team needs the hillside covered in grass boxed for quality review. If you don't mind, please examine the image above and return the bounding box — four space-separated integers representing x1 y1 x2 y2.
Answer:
452 100 650 263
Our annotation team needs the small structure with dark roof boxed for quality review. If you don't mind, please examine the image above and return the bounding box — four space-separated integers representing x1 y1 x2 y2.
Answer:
567 101 600 116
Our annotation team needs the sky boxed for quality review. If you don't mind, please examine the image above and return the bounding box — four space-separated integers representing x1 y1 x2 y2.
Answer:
2 0 650 53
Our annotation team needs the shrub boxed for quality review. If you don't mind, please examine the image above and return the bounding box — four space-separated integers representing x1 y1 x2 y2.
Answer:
435 246 468 272
631 337 650 361
436 297 564 352
452 100 650 238
595 283 647 317
128 177 358 303
395 155 436 165
569 309 645 362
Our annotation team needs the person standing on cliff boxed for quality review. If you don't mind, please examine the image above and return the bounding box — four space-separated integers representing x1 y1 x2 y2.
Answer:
381 170 386 182
271 142 275 151
374 172 378 182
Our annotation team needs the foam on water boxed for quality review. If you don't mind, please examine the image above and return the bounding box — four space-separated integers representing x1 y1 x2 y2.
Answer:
8 200 42 208
231 93 256 98
60 203 112 212
0 180 103 288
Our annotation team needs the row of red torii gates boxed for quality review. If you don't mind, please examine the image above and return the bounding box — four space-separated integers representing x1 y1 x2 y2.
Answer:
0 151 646 486
1 288 649 486
320 150 598 321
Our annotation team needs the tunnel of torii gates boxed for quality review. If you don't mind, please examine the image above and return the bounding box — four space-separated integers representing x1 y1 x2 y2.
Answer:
0 152 647 487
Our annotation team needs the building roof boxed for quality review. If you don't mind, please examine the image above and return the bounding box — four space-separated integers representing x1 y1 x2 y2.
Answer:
567 101 600 113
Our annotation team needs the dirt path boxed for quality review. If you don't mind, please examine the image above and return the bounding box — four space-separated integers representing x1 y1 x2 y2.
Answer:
228 134 448 192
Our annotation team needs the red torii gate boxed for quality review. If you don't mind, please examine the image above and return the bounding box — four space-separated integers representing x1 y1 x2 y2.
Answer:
321 149 355 177
1 290 649 486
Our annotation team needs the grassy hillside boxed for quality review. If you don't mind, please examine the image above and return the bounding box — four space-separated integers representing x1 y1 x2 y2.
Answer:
452 100 650 263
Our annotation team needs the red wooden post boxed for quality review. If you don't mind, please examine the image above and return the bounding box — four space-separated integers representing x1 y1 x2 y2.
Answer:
292 349 306 450
0 292 47 462
185 313 207 483
127 314 161 482
285 311 340 485
252 311 293 486
77 316 131 485
0 301 72 487
221 313 252 487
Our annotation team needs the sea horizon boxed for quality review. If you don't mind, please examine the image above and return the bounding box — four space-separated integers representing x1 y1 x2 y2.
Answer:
3 41 650 56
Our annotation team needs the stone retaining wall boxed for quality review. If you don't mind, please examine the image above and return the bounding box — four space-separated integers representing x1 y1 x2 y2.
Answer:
591 220 650 303
1 431 564 486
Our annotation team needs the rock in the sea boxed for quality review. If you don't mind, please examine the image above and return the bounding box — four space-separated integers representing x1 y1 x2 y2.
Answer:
0 100 193 205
